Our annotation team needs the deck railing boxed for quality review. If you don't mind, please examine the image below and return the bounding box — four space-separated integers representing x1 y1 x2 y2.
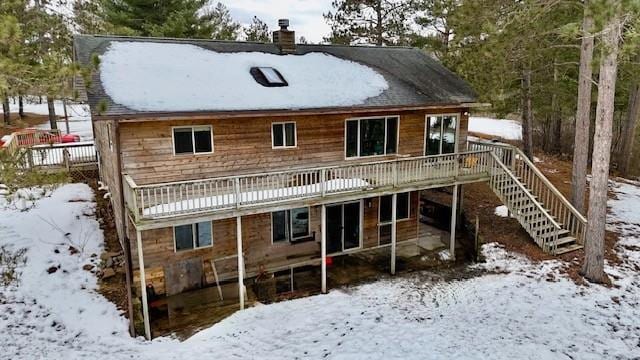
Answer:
17 142 97 170
124 150 493 221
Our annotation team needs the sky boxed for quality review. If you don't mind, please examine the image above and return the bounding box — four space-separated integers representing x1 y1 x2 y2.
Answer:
225 0 333 43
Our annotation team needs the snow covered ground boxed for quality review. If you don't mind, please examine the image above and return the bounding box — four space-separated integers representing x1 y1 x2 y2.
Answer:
469 116 522 140
7 98 93 141
1 179 640 359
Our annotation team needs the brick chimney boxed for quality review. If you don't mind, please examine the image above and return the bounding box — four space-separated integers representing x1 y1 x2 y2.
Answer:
273 19 295 54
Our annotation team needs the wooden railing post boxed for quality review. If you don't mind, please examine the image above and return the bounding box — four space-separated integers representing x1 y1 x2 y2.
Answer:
234 178 241 208
320 168 327 197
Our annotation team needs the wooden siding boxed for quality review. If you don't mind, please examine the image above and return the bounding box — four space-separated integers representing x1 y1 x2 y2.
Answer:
94 120 125 242
120 109 469 186
131 191 419 295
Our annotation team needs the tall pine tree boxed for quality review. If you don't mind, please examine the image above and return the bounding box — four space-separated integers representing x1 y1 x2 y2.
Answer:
244 16 269 42
324 0 412 46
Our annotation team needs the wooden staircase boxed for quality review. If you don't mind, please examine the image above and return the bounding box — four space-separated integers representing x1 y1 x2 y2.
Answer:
470 140 587 255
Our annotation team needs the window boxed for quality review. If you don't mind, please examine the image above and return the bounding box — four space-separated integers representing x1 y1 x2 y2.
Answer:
173 126 213 155
425 115 457 155
174 221 213 251
378 192 410 245
250 67 288 87
272 207 310 243
272 122 296 148
345 116 398 158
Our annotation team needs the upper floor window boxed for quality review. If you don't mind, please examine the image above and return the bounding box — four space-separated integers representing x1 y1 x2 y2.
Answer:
272 207 310 243
272 122 296 148
174 221 213 252
346 116 398 158
425 115 457 155
173 126 213 155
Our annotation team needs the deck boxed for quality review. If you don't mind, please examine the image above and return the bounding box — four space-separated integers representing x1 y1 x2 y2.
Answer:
123 150 495 229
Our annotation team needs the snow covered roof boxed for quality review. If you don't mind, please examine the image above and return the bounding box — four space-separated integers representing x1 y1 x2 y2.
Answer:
74 35 477 117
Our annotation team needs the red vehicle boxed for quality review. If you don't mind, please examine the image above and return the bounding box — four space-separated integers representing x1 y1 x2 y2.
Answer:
1 129 80 149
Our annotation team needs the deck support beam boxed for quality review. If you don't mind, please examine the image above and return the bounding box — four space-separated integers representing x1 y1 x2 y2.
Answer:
391 193 397 275
136 230 151 340
450 184 458 260
237 216 245 310
321 204 327 293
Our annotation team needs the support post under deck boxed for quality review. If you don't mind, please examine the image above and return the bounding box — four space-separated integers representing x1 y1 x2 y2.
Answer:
136 230 151 340
391 193 397 275
321 204 327 293
237 216 245 310
450 184 459 260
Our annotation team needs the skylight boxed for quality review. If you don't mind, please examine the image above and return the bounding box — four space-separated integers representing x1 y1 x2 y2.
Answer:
259 67 285 84
250 66 288 87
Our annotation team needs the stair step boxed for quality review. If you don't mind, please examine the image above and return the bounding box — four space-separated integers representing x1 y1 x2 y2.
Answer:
542 229 571 239
554 243 583 255
549 236 576 246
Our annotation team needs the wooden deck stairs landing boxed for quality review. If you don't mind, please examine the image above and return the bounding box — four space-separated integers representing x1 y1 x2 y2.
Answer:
470 141 588 255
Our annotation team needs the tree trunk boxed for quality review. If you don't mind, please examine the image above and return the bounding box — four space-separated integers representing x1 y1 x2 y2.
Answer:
375 1 383 46
571 10 594 214
521 69 534 159
2 97 9 125
582 12 621 284
550 61 562 153
618 63 640 176
18 96 24 118
47 97 57 130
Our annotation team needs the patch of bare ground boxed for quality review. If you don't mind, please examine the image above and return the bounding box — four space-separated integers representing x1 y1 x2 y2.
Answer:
463 150 621 285
89 179 129 316
0 113 57 137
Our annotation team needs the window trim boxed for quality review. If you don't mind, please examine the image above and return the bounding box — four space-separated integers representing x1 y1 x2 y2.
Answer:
271 121 298 149
171 125 214 156
423 113 460 156
270 206 311 244
173 221 214 253
106 122 113 152
344 115 400 159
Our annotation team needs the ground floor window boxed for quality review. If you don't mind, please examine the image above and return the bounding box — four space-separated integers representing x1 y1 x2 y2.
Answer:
174 221 213 251
379 192 410 245
272 207 310 243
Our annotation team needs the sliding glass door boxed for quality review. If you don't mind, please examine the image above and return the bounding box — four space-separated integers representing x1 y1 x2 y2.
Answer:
326 201 361 254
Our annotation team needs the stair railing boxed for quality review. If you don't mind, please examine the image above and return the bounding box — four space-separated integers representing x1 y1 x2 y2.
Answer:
509 147 587 246
488 152 562 253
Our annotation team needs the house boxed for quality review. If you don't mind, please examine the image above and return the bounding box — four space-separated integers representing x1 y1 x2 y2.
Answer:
73 20 587 339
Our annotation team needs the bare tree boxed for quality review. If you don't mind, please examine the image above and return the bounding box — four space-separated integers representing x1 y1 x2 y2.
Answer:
571 6 594 214
619 55 640 175
582 8 622 284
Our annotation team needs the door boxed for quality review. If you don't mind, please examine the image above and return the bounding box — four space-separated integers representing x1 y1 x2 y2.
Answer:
326 202 361 253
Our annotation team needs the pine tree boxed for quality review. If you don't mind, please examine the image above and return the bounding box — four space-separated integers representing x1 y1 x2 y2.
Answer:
323 0 412 46
201 2 240 40
412 0 457 58
244 16 269 42
99 0 215 38
571 2 595 214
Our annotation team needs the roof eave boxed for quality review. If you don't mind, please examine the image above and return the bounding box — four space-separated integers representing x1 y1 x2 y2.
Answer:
91 102 477 122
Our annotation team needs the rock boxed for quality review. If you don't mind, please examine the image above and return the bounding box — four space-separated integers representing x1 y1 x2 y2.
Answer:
101 268 116 279
47 266 58 274
53 249 60 254
90 253 97 258
82 264 94 271
69 246 79 255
